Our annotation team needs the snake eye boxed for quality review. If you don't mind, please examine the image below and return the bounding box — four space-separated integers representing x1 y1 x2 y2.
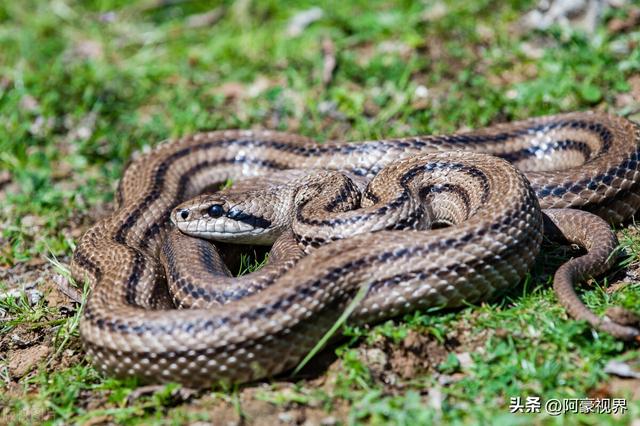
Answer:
207 204 224 218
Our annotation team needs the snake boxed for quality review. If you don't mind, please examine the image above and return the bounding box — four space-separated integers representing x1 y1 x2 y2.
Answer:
71 112 640 387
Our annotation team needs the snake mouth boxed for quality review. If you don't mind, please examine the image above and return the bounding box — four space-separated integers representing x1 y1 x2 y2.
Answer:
171 207 277 245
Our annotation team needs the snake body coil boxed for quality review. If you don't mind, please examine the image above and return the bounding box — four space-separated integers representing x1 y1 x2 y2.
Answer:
72 112 640 387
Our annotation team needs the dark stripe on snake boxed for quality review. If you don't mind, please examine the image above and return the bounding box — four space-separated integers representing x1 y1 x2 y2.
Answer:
537 149 640 198
498 139 592 163
71 250 101 281
226 208 272 229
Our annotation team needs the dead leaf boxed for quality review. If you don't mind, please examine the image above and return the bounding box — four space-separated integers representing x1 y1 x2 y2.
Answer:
608 8 640 33
604 360 640 379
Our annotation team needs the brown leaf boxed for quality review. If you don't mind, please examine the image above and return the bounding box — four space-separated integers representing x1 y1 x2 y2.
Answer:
608 8 640 34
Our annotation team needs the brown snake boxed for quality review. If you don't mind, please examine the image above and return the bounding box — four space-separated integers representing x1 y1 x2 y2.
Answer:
71 112 640 387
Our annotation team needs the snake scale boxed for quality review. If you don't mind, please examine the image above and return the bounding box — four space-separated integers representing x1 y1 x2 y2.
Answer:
71 112 640 387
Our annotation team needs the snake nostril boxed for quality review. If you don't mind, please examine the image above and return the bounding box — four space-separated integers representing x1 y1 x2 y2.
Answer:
180 209 189 220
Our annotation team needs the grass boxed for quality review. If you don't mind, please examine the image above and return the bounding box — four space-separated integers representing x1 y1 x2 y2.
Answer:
2 0 640 424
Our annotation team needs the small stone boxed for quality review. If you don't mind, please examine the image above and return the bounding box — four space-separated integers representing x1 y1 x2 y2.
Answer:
414 85 429 99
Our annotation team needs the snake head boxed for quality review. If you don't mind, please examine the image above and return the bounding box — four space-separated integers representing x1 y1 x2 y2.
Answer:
171 193 282 245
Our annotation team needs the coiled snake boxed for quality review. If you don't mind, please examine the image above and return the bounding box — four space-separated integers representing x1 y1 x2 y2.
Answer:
72 112 640 387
